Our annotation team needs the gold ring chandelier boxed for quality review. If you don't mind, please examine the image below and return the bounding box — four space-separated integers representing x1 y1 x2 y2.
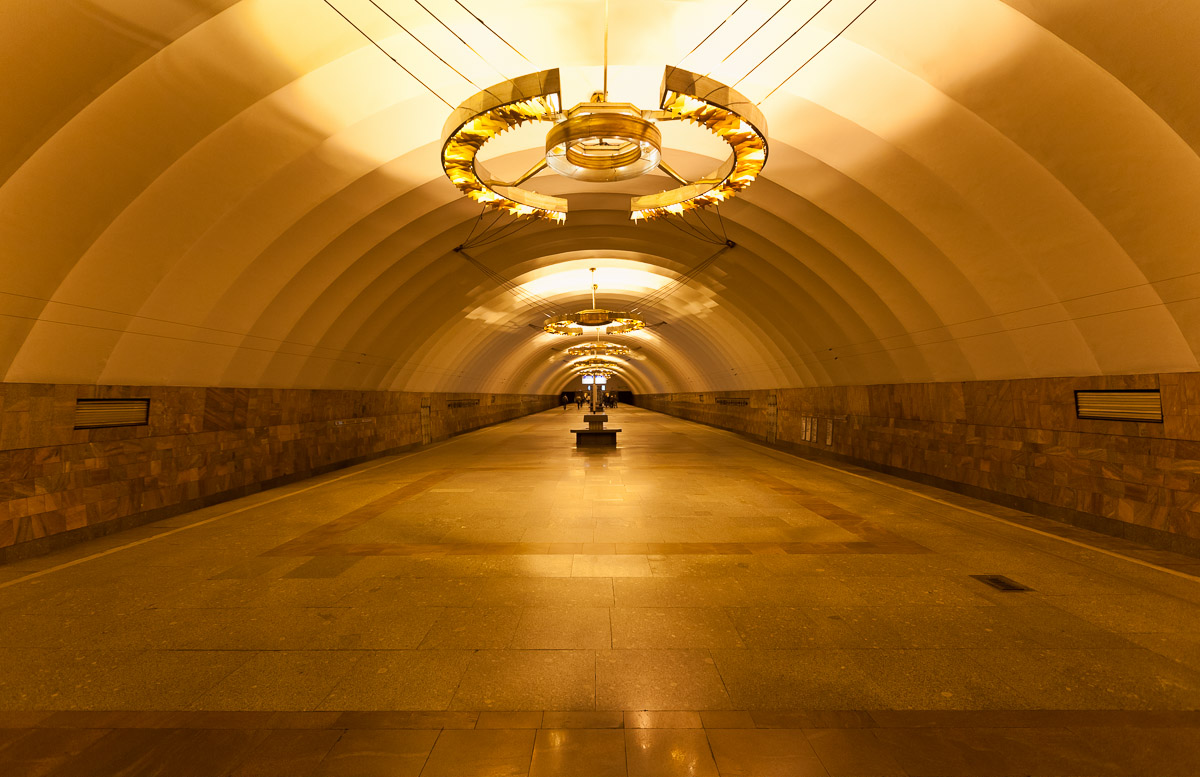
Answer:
544 268 645 336
440 67 767 223
565 341 631 359
574 357 622 372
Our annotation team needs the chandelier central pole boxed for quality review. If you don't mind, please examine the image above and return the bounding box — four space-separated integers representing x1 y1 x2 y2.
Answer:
602 0 609 100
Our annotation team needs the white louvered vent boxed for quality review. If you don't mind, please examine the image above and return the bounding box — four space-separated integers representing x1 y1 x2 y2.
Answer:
1074 390 1162 422
74 399 150 429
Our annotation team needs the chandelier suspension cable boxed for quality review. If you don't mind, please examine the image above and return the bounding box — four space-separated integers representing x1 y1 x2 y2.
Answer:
704 0 795 78
628 243 733 312
452 0 533 64
455 247 559 315
759 0 881 104
366 0 491 93
659 207 727 245
682 207 728 243
732 0 835 89
320 0 453 108
675 0 750 67
460 213 540 249
408 0 510 79
662 216 722 245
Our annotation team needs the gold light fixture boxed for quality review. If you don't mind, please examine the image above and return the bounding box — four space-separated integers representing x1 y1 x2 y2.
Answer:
546 101 661 183
574 357 622 371
439 3 767 223
544 268 645 336
441 68 766 223
565 340 631 359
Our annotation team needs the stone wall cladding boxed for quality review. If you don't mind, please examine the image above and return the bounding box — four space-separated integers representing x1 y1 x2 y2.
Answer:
639 373 1200 551
0 384 556 558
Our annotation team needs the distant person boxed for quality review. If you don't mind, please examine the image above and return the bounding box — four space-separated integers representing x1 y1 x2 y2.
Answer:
561 393 569 411
576 394 584 410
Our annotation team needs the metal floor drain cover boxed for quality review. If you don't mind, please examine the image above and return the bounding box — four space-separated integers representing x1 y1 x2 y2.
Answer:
970 574 1033 592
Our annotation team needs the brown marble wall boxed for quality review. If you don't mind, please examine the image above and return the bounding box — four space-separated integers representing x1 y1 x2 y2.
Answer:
0 384 556 560
639 373 1200 554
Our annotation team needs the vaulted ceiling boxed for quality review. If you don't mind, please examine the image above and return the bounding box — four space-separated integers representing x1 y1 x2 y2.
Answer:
2 0 1198 395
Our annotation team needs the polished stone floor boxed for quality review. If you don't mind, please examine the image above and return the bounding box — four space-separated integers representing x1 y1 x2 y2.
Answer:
1 407 1199 775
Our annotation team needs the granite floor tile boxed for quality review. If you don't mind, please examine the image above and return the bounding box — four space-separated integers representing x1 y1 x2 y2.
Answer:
0 649 130 707
421 729 536 777
725 607 866 649
313 729 438 777
706 728 829 776
847 649 1032 710
191 651 364 711
965 648 1200 709
451 650 596 710
540 710 624 728
529 728 626 777
473 578 615 607
572 555 652 577
596 650 732 710
317 651 473 710
711 650 887 709
418 607 522 649
625 729 718 777
230 729 344 777
699 710 756 729
511 607 612 649
624 710 702 728
79 650 252 710
803 728 908 776
338 578 480 608
1065 726 1200 776
611 607 745 649
1123 631 1200 670
477 711 544 728
36 728 174 777
0 727 110 764
126 727 269 777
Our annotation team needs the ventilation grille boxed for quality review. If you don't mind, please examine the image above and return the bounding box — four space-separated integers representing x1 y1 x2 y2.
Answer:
74 398 149 429
715 397 749 406
1075 390 1162 422
447 398 480 409
971 574 1033 592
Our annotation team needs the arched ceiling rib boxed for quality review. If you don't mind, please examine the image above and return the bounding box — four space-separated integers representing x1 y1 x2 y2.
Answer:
2 0 1198 395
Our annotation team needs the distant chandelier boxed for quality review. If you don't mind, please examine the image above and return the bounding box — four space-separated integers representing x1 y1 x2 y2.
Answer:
578 367 617 379
565 340 631 359
574 357 622 372
544 268 645 336
441 66 767 223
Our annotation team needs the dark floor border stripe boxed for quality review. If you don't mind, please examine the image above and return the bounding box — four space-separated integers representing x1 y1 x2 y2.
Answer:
7 708 1200 731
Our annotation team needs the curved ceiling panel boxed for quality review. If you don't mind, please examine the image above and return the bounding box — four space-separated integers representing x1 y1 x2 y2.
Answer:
2 0 1197 394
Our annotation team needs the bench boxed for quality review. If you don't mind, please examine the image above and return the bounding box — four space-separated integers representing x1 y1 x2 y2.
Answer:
571 413 621 447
